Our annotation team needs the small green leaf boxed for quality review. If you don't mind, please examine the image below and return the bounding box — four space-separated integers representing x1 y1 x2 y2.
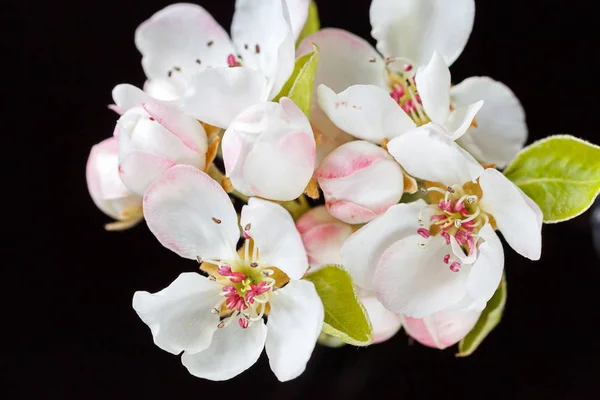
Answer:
273 44 319 116
305 265 373 346
504 135 600 223
296 1 320 47
457 277 507 357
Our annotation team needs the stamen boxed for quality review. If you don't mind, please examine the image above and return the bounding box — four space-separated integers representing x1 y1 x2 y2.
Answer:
461 207 481 223
238 317 249 329
244 223 251 231
417 228 430 239
454 219 462 228
208 275 216 282
441 231 451 245
217 265 232 276
196 256 202 264
250 262 258 268
217 320 225 328
404 64 413 72
229 272 247 283
244 239 250 260
443 254 450 264
427 187 446 195
226 54 239 67
252 243 258 261
211 308 220 315
212 217 222 224
418 243 426 248
449 262 461 272
262 269 274 277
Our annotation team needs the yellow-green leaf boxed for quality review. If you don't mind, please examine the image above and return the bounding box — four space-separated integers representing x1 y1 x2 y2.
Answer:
305 265 373 346
504 135 600 223
457 277 507 357
273 44 319 116
296 1 320 47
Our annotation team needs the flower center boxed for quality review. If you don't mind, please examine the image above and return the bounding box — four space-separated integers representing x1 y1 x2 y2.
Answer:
199 229 287 330
417 184 491 272
387 62 430 127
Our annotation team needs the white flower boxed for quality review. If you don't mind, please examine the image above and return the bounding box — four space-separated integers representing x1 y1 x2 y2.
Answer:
299 0 527 167
221 98 316 201
343 125 542 318
116 100 208 196
400 309 481 349
296 206 402 344
86 137 143 230
134 165 324 381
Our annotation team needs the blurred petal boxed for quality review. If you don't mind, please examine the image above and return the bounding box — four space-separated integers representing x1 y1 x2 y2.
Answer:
465 224 504 308
143 165 240 261
285 0 311 41
360 292 402 344
119 151 175 196
266 280 323 381
370 0 475 66
400 309 480 349
132 272 221 355
241 198 309 280
415 52 450 124
444 101 484 140
112 84 153 113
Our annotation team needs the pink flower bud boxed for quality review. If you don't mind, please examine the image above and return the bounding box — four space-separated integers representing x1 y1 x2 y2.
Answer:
86 137 142 226
116 100 208 196
400 310 481 349
296 206 353 270
316 140 404 224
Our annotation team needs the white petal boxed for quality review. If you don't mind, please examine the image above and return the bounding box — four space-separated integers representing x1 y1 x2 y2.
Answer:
415 52 450 124
444 101 484 140
182 320 267 381
112 84 153 113
285 0 311 41
241 198 309 280
370 0 475 67
341 200 425 290
183 67 269 129
387 124 484 187
465 224 504 308
224 99 316 201
135 3 234 92
132 273 221 355
478 168 542 260
310 105 354 167
452 77 527 167
143 165 240 261
118 151 175 196
317 140 404 224
359 291 402 344
374 235 468 318
231 0 295 98
318 84 416 142
265 280 324 382
297 28 388 101
143 79 183 102
400 309 480 349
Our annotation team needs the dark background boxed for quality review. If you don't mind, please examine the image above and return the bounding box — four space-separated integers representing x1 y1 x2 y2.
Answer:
7 0 600 398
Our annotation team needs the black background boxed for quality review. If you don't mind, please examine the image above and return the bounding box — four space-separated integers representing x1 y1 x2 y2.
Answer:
7 0 600 398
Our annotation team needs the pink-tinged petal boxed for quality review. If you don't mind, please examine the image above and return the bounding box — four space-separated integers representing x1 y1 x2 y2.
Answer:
143 165 240 261
374 235 469 318
295 205 338 234
240 198 309 280
132 272 221 355
119 151 175 196
479 169 542 260
317 84 415 143
297 206 354 269
285 0 310 41
316 141 403 224
224 99 315 201
142 100 208 154
359 291 402 344
341 200 426 290
265 280 324 382
182 319 267 381
143 79 182 101
444 100 484 140
297 28 387 102
387 124 483 187
112 84 154 113
86 137 142 220
400 309 480 349
370 0 475 67
183 67 269 129
232 0 295 98
135 3 234 92
310 105 354 167
452 77 527 167
415 52 451 125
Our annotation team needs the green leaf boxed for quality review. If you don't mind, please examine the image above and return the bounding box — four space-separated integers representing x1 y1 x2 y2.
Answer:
503 135 600 223
305 265 373 346
457 276 507 357
273 44 319 116
296 1 320 47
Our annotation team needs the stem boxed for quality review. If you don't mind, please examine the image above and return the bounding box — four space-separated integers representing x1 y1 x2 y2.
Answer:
280 195 311 221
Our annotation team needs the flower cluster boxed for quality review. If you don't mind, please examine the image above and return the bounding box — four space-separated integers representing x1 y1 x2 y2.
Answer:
86 0 599 382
